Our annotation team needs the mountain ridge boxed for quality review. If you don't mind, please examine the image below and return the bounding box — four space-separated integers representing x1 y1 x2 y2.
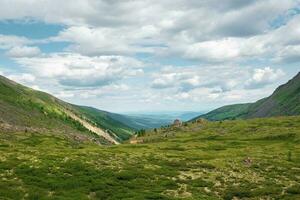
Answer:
0 75 135 144
194 72 300 121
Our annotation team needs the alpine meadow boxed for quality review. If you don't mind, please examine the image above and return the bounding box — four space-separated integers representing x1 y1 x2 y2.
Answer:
0 1 300 200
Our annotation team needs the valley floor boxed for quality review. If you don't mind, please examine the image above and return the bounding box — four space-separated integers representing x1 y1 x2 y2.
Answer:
0 116 300 199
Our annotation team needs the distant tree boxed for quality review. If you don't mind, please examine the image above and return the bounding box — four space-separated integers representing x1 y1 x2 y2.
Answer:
141 129 146 135
154 128 157 133
136 129 146 137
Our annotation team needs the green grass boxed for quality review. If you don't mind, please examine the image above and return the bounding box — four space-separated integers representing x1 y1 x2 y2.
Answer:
0 116 300 199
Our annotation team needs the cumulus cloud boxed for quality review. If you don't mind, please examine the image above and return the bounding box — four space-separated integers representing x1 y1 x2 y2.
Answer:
13 53 144 87
210 0 295 37
151 65 286 98
0 34 30 49
151 65 245 92
0 0 298 111
31 85 41 91
7 73 36 84
183 39 241 61
77 84 130 99
6 46 41 58
0 1 296 59
0 0 297 63
275 45 300 63
52 25 160 55
54 91 75 99
245 67 285 89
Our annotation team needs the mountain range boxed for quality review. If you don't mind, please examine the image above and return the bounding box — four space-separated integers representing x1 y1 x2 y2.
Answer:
1 71 299 145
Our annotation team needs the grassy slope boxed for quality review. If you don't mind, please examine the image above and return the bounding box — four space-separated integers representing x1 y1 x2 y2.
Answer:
1 116 299 199
0 75 134 142
193 103 252 121
248 72 300 118
198 72 300 121
74 106 134 141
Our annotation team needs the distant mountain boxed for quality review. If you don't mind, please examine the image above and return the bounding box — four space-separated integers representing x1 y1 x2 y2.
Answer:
194 72 300 121
123 111 204 129
0 75 135 144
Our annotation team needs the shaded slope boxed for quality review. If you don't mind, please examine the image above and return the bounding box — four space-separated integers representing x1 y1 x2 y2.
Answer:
74 106 134 141
248 72 300 118
196 72 300 121
194 103 251 121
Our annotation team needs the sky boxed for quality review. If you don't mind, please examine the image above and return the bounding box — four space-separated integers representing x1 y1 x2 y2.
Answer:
0 0 299 113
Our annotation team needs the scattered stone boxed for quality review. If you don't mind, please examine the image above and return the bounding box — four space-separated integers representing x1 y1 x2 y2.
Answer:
173 119 182 127
243 157 252 166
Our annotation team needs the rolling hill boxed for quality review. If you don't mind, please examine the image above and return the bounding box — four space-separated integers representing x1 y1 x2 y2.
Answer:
0 75 136 144
195 72 300 121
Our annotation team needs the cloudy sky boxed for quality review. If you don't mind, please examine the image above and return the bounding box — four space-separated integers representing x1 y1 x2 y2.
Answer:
0 0 299 113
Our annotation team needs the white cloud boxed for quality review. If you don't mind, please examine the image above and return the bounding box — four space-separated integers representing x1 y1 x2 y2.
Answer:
0 0 298 112
0 1 297 63
6 46 41 58
275 45 300 63
183 39 241 61
245 67 285 89
31 85 41 91
55 91 75 98
151 65 246 92
0 34 30 49
13 53 144 87
77 84 130 99
210 0 296 37
151 65 287 106
52 24 163 56
7 73 36 84
0 1 295 58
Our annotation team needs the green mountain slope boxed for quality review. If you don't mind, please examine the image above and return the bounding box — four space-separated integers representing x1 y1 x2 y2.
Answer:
196 72 300 121
110 114 172 130
0 75 135 143
73 106 135 141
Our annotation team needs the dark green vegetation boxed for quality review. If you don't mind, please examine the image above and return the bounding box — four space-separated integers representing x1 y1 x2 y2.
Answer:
0 75 136 143
1 116 300 199
196 72 300 121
